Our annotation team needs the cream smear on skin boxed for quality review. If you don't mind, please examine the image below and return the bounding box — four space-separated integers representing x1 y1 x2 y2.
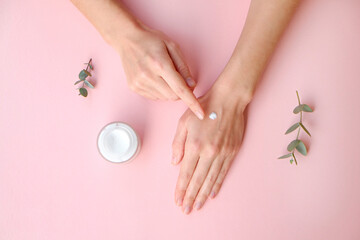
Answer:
209 112 217 120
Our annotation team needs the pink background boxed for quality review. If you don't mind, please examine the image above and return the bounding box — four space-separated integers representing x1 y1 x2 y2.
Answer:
1 0 360 239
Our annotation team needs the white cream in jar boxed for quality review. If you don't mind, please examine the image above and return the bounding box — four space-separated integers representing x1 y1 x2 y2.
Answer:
97 122 140 163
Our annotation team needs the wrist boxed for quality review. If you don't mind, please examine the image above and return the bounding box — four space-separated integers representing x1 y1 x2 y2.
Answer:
103 16 144 47
211 72 255 111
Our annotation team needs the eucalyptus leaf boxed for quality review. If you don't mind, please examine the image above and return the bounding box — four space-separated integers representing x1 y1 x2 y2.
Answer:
89 64 93 70
287 139 300 152
84 80 94 89
79 88 88 97
74 79 83 85
303 104 313 112
290 159 294 164
295 140 307 156
285 122 300 134
84 70 92 77
79 70 88 80
293 104 304 114
278 153 292 159
299 123 311 136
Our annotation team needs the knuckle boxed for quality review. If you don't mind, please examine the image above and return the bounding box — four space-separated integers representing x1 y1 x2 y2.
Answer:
174 86 186 96
184 192 196 202
208 173 217 184
129 80 141 91
188 139 201 152
194 176 204 187
133 80 142 88
137 68 151 80
219 167 228 179
181 171 192 182
204 143 220 157
168 41 178 49
222 145 234 156
169 94 180 101
214 181 222 191
152 58 164 71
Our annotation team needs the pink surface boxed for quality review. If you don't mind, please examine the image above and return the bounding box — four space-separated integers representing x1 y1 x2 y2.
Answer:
1 0 360 239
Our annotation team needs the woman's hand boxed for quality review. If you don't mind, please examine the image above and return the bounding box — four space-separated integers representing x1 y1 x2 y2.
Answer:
71 0 204 119
171 81 252 214
114 24 204 119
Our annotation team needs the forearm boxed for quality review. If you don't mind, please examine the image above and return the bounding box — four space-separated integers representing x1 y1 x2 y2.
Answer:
215 0 300 105
70 0 142 46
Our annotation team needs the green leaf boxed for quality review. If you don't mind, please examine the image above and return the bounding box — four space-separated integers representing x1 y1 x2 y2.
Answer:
299 122 311 136
74 79 83 85
292 152 298 165
79 70 88 80
285 122 300 134
84 69 92 77
293 104 304 114
278 153 292 159
287 139 300 152
89 64 93 70
290 159 294 164
84 80 94 89
303 104 313 112
295 140 307 156
79 88 88 97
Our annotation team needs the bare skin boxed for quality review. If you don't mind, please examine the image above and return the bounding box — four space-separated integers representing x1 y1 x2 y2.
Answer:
70 0 301 214
172 0 301 214
70 0 205 119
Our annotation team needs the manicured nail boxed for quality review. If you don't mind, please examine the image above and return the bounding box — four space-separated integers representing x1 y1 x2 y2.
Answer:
195 111 204 120
176 198 183 206
185 77 196 88
210 191 216 199
184 206 191 214
194 202 202 210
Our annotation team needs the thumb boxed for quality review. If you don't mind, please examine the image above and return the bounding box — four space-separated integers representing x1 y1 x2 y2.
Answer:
171 119 188 165
166 41 196 90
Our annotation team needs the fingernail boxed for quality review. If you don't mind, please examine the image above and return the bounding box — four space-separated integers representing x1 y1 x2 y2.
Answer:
194 202 202 210
210 191 216 199
185 77 196 88
184 206 191 214
195 111 204 120
176 198 183 206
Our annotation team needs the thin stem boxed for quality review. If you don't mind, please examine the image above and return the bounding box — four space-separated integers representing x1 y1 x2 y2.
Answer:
292 152 298 165
296 90 300 105
296 126 300 140
296 90 303 123
85 58 92 71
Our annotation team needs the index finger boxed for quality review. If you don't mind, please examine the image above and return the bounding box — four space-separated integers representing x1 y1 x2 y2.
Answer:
162 66 204 120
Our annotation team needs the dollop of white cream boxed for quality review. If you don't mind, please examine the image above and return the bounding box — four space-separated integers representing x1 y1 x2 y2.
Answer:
209 112 217 120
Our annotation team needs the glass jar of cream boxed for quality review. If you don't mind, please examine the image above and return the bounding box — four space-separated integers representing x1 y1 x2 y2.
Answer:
97 122 140 163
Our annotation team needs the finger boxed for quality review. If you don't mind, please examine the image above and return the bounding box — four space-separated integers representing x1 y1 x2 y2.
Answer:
137 77 170 101
192 157 224 210
166 42 196 89
171 119 188 165
161 67 204 120
154 76 179 101
174 140 200 208
209 156 234 199
182 156 213 214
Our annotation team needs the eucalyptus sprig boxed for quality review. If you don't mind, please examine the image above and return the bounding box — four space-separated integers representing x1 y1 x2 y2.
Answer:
278 91 313 165
74 58 94 97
